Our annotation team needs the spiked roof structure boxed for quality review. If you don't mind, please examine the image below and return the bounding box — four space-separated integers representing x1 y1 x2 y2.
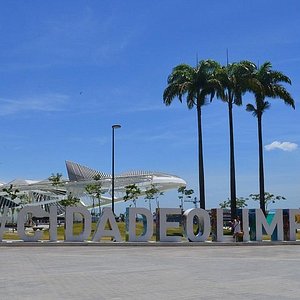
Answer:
0 161 186 210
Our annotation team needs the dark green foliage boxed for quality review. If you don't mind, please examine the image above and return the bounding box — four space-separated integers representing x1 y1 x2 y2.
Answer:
85 176 104 215
123 184 141 207
163 60 222 209
246 62 295 214
249 192 286 211
60 193 80 207
2 184 19 201
177 186 194 209
145 184 163 211
48 173 63 187
215 61 256 219
219 197 248 209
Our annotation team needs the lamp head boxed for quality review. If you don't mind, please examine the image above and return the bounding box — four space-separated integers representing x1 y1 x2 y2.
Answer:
112 124 121 129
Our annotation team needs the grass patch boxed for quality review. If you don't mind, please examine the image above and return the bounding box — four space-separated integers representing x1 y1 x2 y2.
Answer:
3 222 300 241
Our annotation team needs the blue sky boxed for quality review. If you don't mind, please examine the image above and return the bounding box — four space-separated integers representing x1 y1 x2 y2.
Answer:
0 0 299 213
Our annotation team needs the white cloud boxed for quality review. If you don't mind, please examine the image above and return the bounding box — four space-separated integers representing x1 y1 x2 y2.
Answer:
0 94 68 116
265 141 298 152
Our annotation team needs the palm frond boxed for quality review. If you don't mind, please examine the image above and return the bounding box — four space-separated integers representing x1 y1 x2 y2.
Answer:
186 93 196 109
246 61 295 114
271 86 295 109
270 71 291 85
163 84 183 105
163 59 222 110
246 103 258 117
262 101 271 112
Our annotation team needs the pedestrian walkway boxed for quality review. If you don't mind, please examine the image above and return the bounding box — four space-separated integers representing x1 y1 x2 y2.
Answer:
1 245 299 299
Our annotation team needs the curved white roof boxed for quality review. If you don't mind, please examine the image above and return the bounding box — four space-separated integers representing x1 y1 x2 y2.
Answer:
0 160 186 210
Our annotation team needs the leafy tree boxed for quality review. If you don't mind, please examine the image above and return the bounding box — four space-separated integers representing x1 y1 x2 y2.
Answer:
219 197 248 209
2 184 19 201
60 193 80 208
85 184 96 215
246 62 295 214
48 173 63 187
85 175 104 217
144 184 164 212
177 186 194 209
49 172 75 212
19 193 32 207
163 60 222 209
123 184 141 207
216 61 255 218
249 192 286 211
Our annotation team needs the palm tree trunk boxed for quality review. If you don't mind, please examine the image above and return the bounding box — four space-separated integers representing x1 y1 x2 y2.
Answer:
228 102 237 219
257 114 266 215
197 105 205 209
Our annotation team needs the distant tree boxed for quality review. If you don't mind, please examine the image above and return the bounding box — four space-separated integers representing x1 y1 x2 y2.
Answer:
85 175 104 217
19 193 32 207
17 193 35 226
49 172 75 212
249 192 286 211
2 184 19 202
123 184 141 207
144 184 164 212
60 193 80 208
177 186 194 210
85 184 96 216
60 194 81 232
219 197 248 209
48 173 64 187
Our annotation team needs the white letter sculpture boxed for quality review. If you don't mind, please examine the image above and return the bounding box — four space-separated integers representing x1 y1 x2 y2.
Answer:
92 208 121 242
289 209 300 241
128 208 153 242
183 208 210 242
65 207 91 242
17 206 48 242
158 208 182 242
242 209 250 242
255 209 283 241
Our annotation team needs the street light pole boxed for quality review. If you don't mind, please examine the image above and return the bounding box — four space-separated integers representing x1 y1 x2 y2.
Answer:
112 124 121 214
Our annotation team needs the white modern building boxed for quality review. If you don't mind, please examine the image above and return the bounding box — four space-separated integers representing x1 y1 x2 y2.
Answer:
0 161 186 215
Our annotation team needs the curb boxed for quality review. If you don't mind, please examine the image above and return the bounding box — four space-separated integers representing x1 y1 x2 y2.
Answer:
1 240 300 247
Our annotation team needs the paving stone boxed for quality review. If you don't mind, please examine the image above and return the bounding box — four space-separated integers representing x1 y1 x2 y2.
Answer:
0 245 299 299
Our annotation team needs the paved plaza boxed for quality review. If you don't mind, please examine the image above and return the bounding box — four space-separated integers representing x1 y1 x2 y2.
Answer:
0 244 299 299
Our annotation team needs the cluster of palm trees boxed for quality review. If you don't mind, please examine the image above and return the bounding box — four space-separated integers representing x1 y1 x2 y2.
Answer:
163 59 295 218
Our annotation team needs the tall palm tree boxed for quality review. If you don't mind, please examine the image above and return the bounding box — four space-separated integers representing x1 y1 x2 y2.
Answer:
246 62 295 215
216 61 255 219
163 60 221 209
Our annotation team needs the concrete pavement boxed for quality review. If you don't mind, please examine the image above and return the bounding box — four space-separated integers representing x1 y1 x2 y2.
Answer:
0 245 299 299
